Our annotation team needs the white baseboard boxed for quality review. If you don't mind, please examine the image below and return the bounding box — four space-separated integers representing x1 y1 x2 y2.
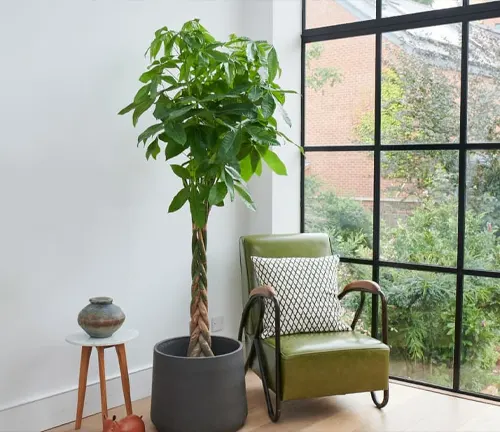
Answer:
0 366 152 432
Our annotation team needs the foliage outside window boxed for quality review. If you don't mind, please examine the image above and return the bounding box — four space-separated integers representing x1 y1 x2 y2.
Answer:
304 17 500 395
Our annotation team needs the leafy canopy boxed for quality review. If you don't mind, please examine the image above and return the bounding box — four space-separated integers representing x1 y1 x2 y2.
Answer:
119 19 295 228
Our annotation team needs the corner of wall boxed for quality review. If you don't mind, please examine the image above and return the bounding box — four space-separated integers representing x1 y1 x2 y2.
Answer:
271 0 303 234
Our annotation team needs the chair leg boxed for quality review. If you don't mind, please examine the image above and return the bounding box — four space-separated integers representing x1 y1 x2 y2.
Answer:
254 339 281 422
371 389 389 409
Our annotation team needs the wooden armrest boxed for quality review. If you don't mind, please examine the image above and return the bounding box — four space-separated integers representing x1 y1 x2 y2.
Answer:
339 280 381 298
238 285 281 343
249 285 276 299
338 280 388 345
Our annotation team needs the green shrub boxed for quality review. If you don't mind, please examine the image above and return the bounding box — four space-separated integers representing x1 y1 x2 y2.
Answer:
304 176 372 258
305 175 500 392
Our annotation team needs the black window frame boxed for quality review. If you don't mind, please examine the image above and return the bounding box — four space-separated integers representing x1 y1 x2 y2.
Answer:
300 0 500 402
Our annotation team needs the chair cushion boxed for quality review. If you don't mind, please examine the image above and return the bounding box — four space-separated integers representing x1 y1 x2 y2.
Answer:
259 332 389 401
251 255 351 338
240 234 333 346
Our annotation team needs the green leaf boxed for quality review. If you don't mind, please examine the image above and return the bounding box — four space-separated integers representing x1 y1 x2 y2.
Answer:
134 84 151 103
218 128 241 161
168 188 189 213
251 148 262 176
234 183 256 211
271 90 285 104
261 93 276 119
169 106 193 120
163 138 186 161
267 47 279 82
164 122 187 145
207 49 229 62
180 55 195 82
277 103 292 127
145 138 160 160
118 102 136 116
240 154 253 182
138 123 164 144
255 157 262 176
161 75 178 86
190 199 207 228
248 86 264 102
198 52 210 67
218 103 257 117
246 125 279 146
208 182 228 205
171 164 190 179
133 99 154 127
225 165 243 182
150 39 162 60
259 148 287 175
221 170 235 201
139 66 161 83
163 35 177 57
246 43 257 62
277 130 294 144
224 62 235 88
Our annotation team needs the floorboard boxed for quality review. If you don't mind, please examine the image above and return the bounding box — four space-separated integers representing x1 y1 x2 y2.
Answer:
48 373 500 432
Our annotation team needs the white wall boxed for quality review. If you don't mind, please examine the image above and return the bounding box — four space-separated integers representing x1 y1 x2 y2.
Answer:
240 0 275 235
0 1 303 430
240 0 303 235
271 0 303 234
0 1 249 430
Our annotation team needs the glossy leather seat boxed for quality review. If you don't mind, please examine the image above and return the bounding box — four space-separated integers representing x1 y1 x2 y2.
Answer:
238 233 390 422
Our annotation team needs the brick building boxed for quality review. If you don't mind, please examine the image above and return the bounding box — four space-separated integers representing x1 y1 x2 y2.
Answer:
304 0 500 217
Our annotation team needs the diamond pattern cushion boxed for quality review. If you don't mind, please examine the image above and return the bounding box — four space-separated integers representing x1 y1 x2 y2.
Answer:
251 255 351 338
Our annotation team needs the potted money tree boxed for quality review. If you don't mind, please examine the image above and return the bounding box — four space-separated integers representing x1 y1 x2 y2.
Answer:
119 19 294 432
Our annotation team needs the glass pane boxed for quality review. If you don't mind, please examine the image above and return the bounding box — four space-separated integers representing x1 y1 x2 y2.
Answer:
465 150 500 271
305 36 375 146
460 276 500 397
381 269 456 387
468 20 500 143
381 24 461 144
380 151 459 266
306 0 375 29
338 262 373 288
304 151 373 259
383 0 461 18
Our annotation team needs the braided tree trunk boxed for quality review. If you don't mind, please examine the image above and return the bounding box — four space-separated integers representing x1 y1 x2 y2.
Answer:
187 222 215 357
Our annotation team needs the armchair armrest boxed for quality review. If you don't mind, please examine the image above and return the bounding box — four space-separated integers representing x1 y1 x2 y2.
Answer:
238 285 281 342
340 280 382 296
250 285 277 299
237 285 282 421
338 280 388 345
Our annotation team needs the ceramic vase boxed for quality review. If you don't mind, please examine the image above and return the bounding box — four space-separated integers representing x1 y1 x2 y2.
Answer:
78 297 125 338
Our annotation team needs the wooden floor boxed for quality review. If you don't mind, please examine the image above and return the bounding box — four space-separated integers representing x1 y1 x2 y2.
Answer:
50 372 500 432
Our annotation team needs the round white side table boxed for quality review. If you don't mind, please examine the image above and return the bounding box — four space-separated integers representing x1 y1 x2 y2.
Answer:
66 328 139 430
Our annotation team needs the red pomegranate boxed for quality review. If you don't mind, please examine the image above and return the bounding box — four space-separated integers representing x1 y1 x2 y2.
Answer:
103 414 146 432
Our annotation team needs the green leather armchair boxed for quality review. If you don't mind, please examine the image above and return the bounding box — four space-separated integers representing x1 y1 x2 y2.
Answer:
238 233 389 422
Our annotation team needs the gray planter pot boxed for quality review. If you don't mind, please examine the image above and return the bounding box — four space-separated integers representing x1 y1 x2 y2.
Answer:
151 336 248 432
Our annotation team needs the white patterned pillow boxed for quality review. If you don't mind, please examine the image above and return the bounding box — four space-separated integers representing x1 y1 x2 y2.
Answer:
251 255 351 338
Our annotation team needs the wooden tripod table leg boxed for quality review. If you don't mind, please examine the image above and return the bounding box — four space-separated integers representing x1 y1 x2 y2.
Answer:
97 346 108 427
75 347 92 430
116 343 133 415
